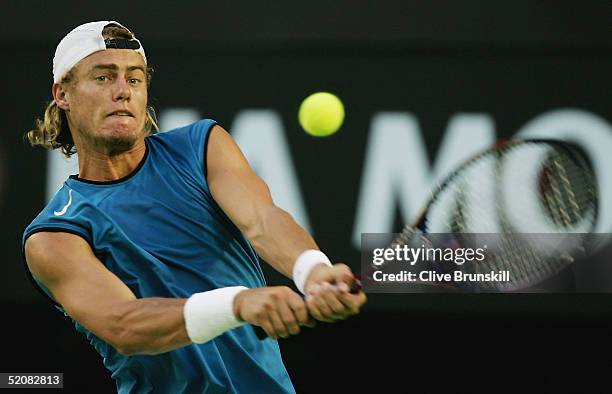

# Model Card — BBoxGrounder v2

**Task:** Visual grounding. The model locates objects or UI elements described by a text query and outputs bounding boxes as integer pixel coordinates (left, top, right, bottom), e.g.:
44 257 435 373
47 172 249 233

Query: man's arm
206 125 366 321
206 125 317 278
25 232 312 354
25 231 189 355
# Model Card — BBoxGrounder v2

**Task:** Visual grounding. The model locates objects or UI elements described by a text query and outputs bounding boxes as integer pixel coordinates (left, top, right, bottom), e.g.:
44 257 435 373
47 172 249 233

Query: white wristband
292 249 332 294
183 286 248 344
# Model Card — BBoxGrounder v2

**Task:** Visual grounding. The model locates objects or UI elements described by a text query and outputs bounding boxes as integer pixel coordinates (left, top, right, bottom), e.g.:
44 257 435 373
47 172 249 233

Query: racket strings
545 151 586 227
553 153 581 224
391 141 598 291
496 144 594 289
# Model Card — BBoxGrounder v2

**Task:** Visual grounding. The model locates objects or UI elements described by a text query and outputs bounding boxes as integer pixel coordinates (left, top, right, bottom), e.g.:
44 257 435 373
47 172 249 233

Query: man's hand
233 286 315 339
304 263 367 322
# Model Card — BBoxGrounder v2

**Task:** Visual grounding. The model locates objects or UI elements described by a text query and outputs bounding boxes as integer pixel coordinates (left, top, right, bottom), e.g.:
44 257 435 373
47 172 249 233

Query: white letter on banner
517 108 612 233
352 113 494 247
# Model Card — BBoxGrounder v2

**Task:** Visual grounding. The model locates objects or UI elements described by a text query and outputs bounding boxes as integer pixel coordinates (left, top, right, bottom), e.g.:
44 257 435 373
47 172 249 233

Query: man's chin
93 133 140 156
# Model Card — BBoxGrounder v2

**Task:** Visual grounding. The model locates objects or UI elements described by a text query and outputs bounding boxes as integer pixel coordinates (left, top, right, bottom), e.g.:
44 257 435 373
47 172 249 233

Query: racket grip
252 277 362 340
253 325 269 340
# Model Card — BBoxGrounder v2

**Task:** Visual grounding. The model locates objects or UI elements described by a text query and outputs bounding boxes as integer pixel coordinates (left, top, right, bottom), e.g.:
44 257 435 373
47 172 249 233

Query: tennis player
22 21 366 393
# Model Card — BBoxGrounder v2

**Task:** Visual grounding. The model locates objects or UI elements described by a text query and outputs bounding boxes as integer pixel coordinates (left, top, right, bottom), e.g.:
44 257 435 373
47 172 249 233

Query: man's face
60 49 148 154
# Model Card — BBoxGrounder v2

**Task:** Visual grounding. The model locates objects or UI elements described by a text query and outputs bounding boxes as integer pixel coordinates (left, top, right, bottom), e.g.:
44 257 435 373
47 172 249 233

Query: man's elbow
244 206 292 245
113 342 138 356
108 326 142 356
114 345 164 357
111 331 164 356
104 304 157 356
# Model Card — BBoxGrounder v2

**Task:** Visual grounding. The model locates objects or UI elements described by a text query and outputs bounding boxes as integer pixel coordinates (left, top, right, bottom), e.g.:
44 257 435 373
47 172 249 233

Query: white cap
53 21 147 83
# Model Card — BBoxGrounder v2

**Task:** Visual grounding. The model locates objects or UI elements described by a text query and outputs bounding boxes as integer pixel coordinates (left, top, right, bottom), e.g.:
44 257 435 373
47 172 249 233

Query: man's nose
112 78 131 102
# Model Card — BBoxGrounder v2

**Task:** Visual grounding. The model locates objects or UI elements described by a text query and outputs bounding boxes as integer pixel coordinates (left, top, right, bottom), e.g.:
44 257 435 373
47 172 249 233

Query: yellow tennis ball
298 92 345 137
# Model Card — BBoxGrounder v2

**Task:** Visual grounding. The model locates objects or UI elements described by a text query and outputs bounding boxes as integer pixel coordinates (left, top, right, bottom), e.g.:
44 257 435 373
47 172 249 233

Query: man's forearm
109 297 190 356
107 287 248 355
246 206 320 278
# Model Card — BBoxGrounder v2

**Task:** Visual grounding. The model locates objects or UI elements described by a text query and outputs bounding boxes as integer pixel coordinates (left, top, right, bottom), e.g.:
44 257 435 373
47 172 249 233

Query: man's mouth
107 110 134 117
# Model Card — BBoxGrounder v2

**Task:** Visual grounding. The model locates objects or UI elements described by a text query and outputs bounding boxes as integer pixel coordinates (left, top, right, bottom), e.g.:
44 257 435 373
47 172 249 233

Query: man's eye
129 78 142 85
95 76 109 82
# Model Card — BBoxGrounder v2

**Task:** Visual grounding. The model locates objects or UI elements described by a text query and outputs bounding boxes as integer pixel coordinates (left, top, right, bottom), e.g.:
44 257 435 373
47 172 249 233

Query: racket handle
253 277 362 340
253 324 270 340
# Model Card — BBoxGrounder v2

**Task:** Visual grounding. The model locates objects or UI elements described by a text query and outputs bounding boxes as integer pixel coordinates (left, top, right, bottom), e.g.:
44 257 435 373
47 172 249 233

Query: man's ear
52 83 70 111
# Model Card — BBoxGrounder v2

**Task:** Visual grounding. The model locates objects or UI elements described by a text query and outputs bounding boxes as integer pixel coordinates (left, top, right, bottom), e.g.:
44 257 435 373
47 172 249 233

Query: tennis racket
363 138 599 292
255 138 598 338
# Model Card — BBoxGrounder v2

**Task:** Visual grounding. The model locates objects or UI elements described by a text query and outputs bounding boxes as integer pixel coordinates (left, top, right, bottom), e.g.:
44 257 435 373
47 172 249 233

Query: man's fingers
318 283 350 318
331 264 354 283
277 298 301 336
306 300 334 323
287 293 313 328
258 317 277 339
337 290 367 315
332 278 367 314
305 287 335 323
307 279 368 321
308 283 334 315
249 281 365 338
306 284 343 322
268 309 290 339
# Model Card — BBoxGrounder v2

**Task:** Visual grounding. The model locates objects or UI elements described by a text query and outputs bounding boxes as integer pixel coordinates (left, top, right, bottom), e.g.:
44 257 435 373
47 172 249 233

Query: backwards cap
53 21 147 83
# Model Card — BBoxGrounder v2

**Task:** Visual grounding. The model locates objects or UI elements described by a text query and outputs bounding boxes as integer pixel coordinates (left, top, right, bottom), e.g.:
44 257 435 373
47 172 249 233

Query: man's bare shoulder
25 231 93 281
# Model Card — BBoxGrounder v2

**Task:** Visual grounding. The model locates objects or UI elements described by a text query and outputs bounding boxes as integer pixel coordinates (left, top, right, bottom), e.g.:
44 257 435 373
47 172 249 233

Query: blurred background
2 1 612 392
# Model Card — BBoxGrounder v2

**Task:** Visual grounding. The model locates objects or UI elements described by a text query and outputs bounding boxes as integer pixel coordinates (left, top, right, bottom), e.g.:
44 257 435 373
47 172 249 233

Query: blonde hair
25 24 159 157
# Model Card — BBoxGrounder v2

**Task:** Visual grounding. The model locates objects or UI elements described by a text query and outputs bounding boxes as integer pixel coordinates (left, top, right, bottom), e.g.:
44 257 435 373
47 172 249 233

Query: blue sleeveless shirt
23 119 295 394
